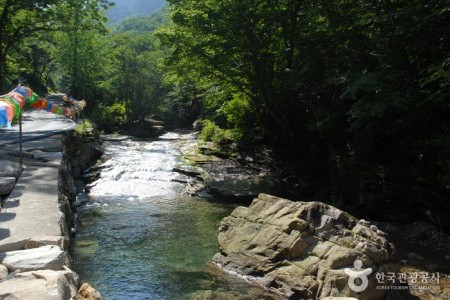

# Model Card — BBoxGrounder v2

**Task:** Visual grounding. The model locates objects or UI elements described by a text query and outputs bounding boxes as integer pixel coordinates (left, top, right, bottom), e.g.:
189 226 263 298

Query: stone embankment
0 127 102 299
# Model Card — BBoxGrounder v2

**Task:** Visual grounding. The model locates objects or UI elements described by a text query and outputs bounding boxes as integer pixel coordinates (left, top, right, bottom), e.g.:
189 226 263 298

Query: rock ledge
211 194 396 299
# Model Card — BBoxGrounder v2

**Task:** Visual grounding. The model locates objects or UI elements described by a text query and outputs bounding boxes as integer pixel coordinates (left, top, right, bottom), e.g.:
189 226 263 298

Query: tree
50 0 112 98
0 0 113 93
159 0 450 215
0 0 56 87
113 17 168 121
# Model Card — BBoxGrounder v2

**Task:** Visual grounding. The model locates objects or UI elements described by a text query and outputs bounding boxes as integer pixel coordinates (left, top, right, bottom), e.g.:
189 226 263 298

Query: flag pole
17 78 23 166
19 107 23 166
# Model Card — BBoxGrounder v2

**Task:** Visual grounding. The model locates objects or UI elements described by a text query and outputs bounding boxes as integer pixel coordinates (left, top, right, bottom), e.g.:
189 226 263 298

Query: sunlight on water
88 138 183 198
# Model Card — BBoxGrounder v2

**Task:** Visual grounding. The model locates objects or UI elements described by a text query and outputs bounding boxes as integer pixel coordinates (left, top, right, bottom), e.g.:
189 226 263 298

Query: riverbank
0 125 102 299
175 136 450 299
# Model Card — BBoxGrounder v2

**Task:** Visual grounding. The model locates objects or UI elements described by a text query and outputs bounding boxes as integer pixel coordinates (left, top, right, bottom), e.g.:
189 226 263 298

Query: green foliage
200 120 235 145
108 14 169 124
1 0 449 204
0 0 113 90
74 119 94 135
159 0 450 198
90 102 127 133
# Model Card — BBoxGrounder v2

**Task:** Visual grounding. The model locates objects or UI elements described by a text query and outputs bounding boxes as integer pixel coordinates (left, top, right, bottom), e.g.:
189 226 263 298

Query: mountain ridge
107 0 166 24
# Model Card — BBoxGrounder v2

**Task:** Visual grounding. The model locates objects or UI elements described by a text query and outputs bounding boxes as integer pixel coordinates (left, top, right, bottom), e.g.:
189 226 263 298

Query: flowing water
71 132 240 299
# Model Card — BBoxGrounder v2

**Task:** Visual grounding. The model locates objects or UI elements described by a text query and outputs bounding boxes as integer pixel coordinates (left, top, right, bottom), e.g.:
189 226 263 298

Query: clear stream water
71 132 240 299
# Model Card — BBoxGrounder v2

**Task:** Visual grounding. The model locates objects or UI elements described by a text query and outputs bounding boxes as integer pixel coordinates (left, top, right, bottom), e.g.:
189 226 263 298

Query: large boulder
0 160 22 178
127 119 165 138
0 264 8 280
211 194 397 299
0 267 79 300
0 177 15 195
0 245 67 272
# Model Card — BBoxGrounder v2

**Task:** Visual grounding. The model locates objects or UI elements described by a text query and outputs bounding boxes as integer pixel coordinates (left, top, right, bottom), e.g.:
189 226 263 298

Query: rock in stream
210 194 397 299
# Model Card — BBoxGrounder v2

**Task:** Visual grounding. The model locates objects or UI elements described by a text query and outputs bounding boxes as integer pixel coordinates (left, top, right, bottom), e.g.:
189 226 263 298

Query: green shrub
200 120 235 144
74 119 94 135
90 102 126 133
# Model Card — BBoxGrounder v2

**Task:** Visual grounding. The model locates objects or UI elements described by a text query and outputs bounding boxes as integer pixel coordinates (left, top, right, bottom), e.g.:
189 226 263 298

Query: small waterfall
72 132 240 299
88 132 192 198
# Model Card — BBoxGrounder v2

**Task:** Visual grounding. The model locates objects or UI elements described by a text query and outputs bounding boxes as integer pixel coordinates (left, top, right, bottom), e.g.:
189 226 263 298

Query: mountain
107 0 166 24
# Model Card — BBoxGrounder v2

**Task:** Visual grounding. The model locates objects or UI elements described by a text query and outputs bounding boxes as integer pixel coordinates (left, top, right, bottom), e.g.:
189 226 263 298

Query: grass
74 120 94 135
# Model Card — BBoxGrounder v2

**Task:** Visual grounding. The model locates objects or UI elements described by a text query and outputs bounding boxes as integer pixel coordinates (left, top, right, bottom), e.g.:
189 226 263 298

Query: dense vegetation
1 0 449 224
157 0 450 223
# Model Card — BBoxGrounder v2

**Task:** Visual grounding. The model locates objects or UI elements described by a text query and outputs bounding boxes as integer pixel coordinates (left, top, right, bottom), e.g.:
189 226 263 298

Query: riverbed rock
210 194 396 299
0 177 16 195
180 142 309 201
0 267 79 300
0 245 67 272
127 119 165 138
0 264 8 280
24 236 65 250
193 119 203 131
0 160 22 178
76 282 102 300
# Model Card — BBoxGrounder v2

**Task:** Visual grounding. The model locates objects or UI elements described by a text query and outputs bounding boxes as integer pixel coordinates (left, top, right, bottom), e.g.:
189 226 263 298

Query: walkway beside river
0 117 99 299
0 135 65 252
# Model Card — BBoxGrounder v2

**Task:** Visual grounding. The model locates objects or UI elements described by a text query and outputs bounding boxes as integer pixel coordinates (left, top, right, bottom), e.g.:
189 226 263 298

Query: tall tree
109 14 168 123
0 0 60 87
0 0 112 90
51 0 112 98
159 0 450 216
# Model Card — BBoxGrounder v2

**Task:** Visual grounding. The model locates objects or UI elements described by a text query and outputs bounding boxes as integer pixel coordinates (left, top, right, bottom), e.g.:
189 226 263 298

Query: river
71 132 240 299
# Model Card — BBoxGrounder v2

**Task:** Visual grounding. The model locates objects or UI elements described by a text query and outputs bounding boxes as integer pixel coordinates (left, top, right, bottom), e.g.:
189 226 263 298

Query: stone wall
58 128 103 243
0 127 103 299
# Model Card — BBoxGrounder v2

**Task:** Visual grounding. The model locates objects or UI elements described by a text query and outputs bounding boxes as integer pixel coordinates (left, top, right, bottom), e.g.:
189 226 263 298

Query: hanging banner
0 86 86 128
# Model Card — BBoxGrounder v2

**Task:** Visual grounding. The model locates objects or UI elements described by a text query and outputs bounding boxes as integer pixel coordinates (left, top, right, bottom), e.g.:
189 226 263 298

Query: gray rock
193 119 203 131
211 194 396 300
0 237 29 253
0 267 78 300
0 264 8 280
0 245 67 272
76 192 89 206
0 177 15 195
24 236 65 250
0 160 22 178
33 151 63 160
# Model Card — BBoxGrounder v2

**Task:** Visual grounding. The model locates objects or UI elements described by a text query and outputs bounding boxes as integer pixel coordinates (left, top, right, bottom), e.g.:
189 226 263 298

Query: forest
1 0 449 227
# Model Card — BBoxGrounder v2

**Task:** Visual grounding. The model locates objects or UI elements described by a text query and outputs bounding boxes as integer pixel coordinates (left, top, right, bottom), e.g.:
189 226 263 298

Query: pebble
359 219 370 226
445 255 449 260
370 225 379 231
376 229 387 237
